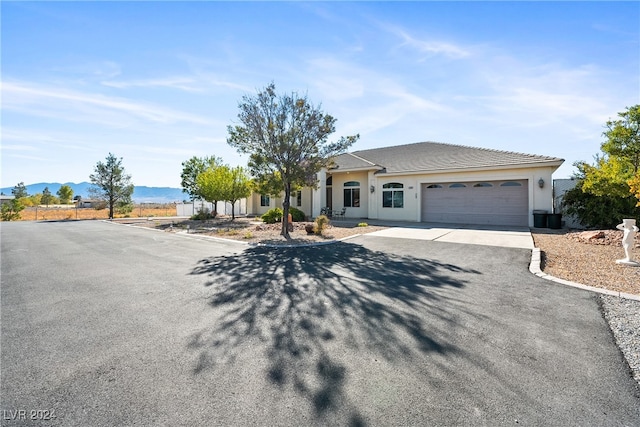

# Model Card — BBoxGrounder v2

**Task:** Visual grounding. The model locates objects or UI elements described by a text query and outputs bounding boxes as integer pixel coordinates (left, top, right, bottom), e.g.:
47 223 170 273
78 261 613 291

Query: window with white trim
260 194 270 207
343 181 360 207
382 183 404 208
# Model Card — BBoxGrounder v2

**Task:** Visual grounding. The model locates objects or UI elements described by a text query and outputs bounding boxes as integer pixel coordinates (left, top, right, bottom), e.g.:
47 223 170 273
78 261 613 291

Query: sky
2 1 639 188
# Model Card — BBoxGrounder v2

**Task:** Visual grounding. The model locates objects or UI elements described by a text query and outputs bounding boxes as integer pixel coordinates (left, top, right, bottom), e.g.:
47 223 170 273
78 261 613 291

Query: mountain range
0 182 187 204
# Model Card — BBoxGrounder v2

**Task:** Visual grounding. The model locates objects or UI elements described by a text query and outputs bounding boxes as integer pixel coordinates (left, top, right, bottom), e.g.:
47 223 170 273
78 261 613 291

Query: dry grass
532 229 640 296
17 206 176 221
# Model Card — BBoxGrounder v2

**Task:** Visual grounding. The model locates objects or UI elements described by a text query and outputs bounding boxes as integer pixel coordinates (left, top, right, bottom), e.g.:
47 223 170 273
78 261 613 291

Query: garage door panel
421 180 528 226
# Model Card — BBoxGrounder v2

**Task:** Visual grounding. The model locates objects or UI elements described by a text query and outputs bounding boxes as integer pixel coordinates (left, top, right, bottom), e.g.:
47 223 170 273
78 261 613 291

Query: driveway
1 221 638 426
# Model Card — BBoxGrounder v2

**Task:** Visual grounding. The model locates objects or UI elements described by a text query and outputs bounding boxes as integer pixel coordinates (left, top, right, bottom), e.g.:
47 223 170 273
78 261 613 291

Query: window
473 182 493 188
343 181 360 207
500 181 522 187
295 191 302 207
426 184 443 189
260 194 270 207
326 176 333 186
449 183 467 188
382 182 404 208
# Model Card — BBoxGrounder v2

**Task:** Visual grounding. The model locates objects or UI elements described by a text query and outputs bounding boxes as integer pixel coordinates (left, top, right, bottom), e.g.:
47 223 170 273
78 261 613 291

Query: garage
421 180 528 226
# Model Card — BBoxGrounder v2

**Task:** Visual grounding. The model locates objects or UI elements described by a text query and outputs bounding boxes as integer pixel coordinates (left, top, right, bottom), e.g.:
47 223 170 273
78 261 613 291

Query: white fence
176 200 247 217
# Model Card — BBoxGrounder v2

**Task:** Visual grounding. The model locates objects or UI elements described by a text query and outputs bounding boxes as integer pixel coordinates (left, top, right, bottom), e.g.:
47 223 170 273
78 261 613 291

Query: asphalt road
1 221 639 426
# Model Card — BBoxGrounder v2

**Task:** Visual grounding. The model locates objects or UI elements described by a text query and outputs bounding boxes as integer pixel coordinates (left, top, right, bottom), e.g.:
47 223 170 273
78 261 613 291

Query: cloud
2 80 214 126
1 128 95 152
101 76 203 92
381 24 471 59
52 60 122 79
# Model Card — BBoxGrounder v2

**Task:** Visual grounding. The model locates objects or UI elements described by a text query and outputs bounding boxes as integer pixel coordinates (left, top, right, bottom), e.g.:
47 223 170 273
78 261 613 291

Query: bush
1 199 24 221
562 185 640 229
314 214 329 235
191 207 215 221
357 222 368 227
262 207 283 224
288 207 305 222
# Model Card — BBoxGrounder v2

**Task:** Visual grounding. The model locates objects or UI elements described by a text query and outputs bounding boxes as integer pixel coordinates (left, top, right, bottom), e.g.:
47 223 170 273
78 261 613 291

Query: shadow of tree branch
188 241 480 424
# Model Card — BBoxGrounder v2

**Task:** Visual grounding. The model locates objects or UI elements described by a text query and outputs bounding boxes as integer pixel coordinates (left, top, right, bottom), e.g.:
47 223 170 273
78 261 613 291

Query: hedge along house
246 141 564 228
313 141 564 227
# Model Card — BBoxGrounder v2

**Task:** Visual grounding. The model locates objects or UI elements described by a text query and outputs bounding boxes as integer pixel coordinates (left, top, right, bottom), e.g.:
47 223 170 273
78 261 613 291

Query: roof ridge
346 152 378 167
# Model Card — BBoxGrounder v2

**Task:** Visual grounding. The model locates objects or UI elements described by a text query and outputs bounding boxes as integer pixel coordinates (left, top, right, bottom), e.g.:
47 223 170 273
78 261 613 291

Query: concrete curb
529 248 640 302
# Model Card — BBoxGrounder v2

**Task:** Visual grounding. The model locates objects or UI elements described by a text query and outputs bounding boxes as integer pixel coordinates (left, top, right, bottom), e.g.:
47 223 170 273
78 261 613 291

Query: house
75 198 102 208
0 195 16 206
247 141 564 228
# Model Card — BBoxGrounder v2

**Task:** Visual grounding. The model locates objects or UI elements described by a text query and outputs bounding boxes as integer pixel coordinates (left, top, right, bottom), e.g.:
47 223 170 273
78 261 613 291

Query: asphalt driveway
1 221 638 426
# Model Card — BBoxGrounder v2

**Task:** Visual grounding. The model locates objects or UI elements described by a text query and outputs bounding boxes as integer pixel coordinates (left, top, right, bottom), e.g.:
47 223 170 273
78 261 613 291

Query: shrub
1 199 24 221
262 207 283 224
357 222 368 227
563 185 640 229
288 207 306 222
314 214 329 235
191 207 214 221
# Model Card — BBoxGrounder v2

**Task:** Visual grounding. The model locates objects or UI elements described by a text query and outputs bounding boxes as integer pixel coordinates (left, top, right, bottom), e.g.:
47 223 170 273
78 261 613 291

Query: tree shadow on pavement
188 241 480 425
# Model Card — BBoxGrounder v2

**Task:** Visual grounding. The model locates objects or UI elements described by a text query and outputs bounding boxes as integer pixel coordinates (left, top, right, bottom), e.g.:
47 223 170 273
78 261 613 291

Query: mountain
0 182 186 204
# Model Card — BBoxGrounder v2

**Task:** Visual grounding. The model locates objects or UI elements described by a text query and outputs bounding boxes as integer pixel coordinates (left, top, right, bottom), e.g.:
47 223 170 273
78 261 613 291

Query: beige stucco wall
247 188 314 219
328 171 370 219
328 165 557 226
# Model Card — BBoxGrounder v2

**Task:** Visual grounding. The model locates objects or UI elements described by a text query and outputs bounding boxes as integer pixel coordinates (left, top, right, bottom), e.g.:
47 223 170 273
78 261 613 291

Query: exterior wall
328 171 370 219
326 165 557 227
247 188 314 219
312 170 327 218
289 187 313 219
247 193 282 216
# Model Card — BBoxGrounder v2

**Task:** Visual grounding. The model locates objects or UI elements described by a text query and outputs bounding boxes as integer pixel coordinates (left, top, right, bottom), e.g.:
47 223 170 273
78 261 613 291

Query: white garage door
421 180 528 226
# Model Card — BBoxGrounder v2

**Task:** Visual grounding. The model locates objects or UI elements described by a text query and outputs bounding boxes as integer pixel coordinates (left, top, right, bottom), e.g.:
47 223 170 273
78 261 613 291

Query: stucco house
247 141 564 228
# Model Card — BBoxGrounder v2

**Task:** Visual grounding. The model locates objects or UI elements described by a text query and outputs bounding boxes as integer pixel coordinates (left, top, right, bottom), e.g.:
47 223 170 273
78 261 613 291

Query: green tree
1 198 24 221
41 187 53 207
89 153 134 219
630 175 640 207
11 182 28 199
602 104 640 174
195 166 224 218
180 156 222 201
578 156 632 199
564 105 640 225
227 82 358 238
57 185 74 204
221 166 252 220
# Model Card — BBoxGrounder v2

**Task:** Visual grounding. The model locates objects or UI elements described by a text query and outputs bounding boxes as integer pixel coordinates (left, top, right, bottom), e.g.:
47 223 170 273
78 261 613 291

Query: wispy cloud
101 76 203 93
381 24 471 59
2 128 95 152
52 60 122 79
2 80 214 126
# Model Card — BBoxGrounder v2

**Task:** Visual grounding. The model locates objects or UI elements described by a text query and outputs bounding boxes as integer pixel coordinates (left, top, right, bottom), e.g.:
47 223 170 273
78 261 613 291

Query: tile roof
331 141 563 174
